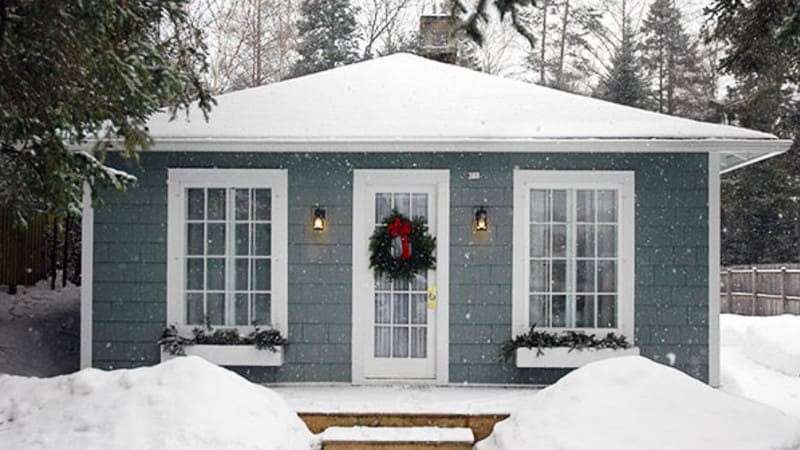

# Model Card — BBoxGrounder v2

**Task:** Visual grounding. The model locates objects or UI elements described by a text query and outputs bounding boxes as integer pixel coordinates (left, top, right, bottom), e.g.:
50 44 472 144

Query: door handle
427 286 438 310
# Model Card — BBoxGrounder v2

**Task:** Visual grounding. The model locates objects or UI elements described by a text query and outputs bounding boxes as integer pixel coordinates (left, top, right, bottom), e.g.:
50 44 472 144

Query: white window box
516 346 640 368
161 345 283 367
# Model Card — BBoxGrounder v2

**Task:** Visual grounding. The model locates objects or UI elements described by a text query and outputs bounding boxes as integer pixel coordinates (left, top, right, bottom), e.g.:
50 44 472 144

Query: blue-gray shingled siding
92 151 709 383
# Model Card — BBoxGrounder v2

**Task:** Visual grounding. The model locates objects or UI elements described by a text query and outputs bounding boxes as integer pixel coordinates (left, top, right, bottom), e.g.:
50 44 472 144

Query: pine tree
596 8 647 108
708 0 800 264
290 0 361 78
640 0 707 118
0 0 211 223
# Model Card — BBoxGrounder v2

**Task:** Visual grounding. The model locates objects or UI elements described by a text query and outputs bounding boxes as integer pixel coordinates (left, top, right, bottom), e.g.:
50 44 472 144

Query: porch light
474 207 488 231
312 207 326 231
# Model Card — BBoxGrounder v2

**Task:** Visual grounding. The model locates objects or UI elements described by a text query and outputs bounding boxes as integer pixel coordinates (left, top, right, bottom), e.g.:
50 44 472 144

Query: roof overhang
77 137 791 174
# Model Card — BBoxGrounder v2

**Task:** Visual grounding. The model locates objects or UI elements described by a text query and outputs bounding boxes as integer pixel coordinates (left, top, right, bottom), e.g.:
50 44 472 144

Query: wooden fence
721 264 800 315
0 212 81 290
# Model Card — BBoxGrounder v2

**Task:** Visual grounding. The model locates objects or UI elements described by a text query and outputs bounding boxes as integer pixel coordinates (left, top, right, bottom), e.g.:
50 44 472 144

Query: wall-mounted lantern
312 207 326 231
474 207 488 231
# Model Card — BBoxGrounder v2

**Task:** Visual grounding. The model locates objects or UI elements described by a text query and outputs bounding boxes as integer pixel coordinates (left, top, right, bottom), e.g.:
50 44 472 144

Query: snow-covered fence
721 265 800 315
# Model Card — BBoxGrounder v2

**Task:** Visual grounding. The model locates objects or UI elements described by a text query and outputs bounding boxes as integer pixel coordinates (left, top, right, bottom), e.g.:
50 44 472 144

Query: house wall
91 151 710 383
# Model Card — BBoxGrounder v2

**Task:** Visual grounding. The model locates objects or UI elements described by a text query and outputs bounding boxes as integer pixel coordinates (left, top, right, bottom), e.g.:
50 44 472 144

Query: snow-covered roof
145 53 789 172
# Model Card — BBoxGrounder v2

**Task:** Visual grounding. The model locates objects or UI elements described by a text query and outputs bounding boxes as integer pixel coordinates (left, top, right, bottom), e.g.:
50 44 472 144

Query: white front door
352 170 450 383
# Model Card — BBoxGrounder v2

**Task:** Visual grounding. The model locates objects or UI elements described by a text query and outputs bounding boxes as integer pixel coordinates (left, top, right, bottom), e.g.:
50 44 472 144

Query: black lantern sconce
312 207 326 231
474 207 488 231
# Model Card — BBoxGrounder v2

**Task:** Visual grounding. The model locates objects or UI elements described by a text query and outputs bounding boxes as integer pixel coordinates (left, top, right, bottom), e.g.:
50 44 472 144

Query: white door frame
352 169 450 384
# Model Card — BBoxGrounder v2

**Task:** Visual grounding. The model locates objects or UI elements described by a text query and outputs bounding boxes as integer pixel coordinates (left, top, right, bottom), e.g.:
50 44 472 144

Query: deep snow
0 279 80 376
720 314 800 419
477 356 800 450
0 356 317 450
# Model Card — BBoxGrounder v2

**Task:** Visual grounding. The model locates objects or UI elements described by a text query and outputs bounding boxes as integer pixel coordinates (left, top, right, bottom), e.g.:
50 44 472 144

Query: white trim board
708 153 721 387
166 169 289 335
80 183 94 369
351 169 450 385
511 170 636 340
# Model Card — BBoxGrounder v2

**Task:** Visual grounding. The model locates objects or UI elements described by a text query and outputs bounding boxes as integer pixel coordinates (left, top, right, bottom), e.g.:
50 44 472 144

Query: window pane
576 260 595 293
186 293 204 325
530 260 550 292
207 223 225 255
255 224 271 256
187 223 204 255
576 295 595 328
597 225 617 257
206 293 225 325
551 295 567 327
530 225 549 257
598 260 617 292
411 193 428 221
411 328 426 358
206 258 225 291
375 327 391 357
253 294 271 325
375 273 392 290
235 224 250 255
235 189 250 220
597 190 617 222
234 293 249 326
235 258 249 291
552 224 567 257
576 224 595 257
207 189 226 220
529 294 548 327
395 193 410 216
375 193 392 222
375 293 391 324
552 260 567 292
411 273 427 291
392 327 409 357
576 190 595 222
186 258 204 290
530 189 549 223
254 189 271 221
552 190 567 222
393 293 409 324
187 189 204 220
411 294 427 324
254 259 271 291
598 295 617 328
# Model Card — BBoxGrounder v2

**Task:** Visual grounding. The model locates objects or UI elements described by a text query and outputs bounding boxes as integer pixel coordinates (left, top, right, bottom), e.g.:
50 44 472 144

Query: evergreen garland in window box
158 324 288 356
500 326 632 361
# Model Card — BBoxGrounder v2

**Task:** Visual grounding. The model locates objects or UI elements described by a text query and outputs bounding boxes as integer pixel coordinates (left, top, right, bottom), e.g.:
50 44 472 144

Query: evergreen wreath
369 210 436 281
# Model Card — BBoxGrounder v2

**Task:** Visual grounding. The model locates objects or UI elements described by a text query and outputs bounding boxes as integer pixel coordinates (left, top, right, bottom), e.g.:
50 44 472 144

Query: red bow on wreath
387 217 412 260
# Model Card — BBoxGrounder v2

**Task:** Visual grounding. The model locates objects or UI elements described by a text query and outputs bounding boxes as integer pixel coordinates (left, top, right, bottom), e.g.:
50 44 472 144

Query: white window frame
166 169 288 336
512 170 635 339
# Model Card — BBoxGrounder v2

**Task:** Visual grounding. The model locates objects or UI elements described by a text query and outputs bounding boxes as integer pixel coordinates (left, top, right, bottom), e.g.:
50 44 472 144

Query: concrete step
299 412 509 442
321 426 474 450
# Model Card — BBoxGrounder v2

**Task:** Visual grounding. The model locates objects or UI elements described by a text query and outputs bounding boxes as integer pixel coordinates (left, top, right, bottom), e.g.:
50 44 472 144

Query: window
167 170 287 333
513 171 634 337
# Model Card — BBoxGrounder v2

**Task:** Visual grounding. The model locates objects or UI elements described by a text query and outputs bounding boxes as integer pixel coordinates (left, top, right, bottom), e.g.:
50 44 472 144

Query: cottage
80 53 789 387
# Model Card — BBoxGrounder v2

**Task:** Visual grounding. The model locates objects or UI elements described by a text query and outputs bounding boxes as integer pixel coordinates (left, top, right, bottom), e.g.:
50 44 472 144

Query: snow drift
477 356 800 450
739 314 800 376
720 314 800 419
0 356 317 450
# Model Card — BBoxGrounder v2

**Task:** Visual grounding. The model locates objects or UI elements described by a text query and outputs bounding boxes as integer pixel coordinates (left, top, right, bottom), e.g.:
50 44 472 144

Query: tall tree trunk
62 216 70 287
254 0 262 86
540 0 549 84
556 0 570 88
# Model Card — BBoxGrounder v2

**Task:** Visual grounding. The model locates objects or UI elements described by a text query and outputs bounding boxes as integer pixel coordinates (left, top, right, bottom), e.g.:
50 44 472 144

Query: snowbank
0 356 317 450
477 356 800 450
720 314 800 419
740 315 800 376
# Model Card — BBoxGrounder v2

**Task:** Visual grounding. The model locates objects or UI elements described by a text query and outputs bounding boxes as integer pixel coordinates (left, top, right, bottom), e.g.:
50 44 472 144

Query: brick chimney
419 11 457 64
